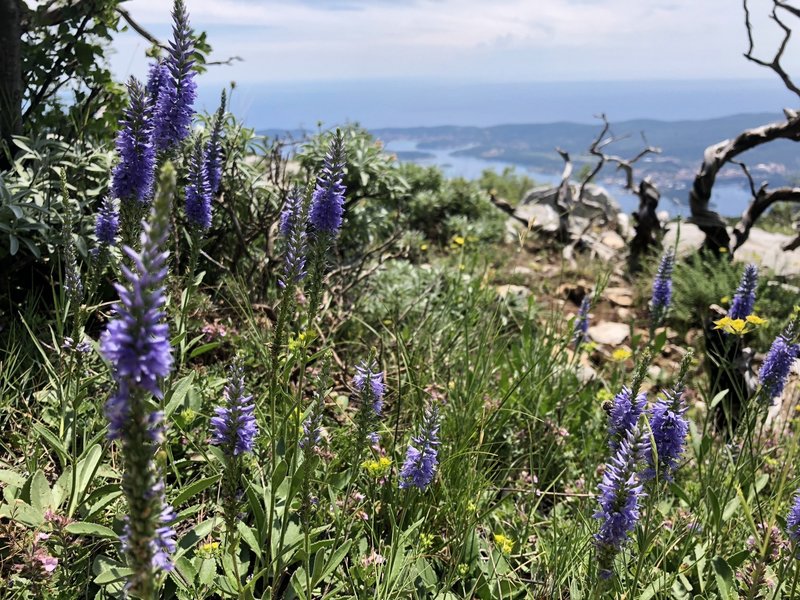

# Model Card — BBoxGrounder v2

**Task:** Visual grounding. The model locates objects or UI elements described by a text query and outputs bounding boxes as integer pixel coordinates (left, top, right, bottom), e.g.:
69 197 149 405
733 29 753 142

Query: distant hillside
372 113 799 186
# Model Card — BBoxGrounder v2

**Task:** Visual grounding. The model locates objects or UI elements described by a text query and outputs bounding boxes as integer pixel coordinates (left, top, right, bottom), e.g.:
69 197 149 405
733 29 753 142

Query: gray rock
588 322 630 345
663 222 800 276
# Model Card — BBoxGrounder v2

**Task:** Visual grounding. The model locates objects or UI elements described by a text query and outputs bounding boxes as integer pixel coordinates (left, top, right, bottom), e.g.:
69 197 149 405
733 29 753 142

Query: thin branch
732 185 800 249
743 0 800 98
115 6 168 51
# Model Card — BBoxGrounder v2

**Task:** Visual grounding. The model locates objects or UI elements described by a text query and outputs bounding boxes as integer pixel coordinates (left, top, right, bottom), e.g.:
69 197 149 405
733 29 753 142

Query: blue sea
382 140 749 218
194 78 783 217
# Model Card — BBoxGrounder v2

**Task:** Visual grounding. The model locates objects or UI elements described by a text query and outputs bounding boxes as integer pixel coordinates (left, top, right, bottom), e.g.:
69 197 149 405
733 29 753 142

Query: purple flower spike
309 131 346 235
729 264 758 320
399 405 440 491
573 296 591 346
594 429 647 579
185 138 212 231
100 202 173 430
607 386 647 451
205 91 226 194
354 361 386 416
210 362 257 456
278 188 308 289
759 331 799 402
95 197 119 248
643 385 688 481
787 491 800 546
650 250 674 328
146 60 170 108
111 78 156 204
99 171 177 593
152 0 197 153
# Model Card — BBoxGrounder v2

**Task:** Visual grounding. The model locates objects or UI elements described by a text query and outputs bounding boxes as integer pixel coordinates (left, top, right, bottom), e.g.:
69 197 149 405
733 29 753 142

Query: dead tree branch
689 0 800 253
733 186 800 249
585 114 663 270
555 148 573 242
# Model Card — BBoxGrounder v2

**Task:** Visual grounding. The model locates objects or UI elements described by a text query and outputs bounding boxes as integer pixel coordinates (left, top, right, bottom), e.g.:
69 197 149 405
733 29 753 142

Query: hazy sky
110 0 796 85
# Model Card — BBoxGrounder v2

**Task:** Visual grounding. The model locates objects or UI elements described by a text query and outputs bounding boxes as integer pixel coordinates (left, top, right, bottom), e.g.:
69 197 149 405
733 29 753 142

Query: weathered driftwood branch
689 109 800 252
555 148 573 242
733 186 800 249
689 0 800 253
585 114 663 269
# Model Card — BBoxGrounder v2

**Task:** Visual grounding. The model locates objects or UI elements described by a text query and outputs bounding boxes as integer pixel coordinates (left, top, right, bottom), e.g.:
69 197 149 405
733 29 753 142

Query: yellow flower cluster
493 533 514 555
612 348 632 362
197 541 220 558
361 456 392 478
713 314 767 336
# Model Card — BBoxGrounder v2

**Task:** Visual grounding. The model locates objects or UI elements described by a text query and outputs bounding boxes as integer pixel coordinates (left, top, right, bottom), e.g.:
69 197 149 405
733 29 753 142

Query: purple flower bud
354 361 386 416
278 188 307 289
151 0 197 153
729 264 758 321
399 405 440 490
594 429 647 579
309 131 346 235
650 250 674 328
759 331 799 402
205 91 226 194
111 79 156 204
95 197 119 248
787 491 800 546
607 386 646 451
573 296 591 346
210 362 257 455
185 138 212 231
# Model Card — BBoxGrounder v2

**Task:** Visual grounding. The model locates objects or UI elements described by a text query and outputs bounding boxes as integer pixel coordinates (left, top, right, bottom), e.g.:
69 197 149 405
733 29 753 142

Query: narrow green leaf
172 474 221 508
65 521 118 539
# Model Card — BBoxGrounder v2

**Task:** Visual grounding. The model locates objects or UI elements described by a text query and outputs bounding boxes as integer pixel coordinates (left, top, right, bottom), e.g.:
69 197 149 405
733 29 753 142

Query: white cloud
110 0 791 83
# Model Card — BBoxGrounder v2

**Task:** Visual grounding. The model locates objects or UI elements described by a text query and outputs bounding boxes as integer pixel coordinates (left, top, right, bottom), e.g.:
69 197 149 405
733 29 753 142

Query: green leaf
27 470 52 512
237 521 262 559
165 372 195 417
172 474 221 508
711 556 736 600
313 539 352 586
71 444 103 516
189 342 221 359
198 557 217 587
722 496 740 522
0 469 25 490
709 389 729 409
65 521 118 539
32 423 69 469
0 500 43 526
639 570 671 600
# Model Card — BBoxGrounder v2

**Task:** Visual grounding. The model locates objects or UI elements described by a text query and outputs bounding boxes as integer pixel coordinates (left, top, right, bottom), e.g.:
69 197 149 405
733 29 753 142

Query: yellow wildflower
745 314 767 326
612 348 632 362
288 331 309 352
493 534 514 555
452 235 466 246
420 243 428 251
198 541 220 557
362 456 392 478
714 316 748 335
